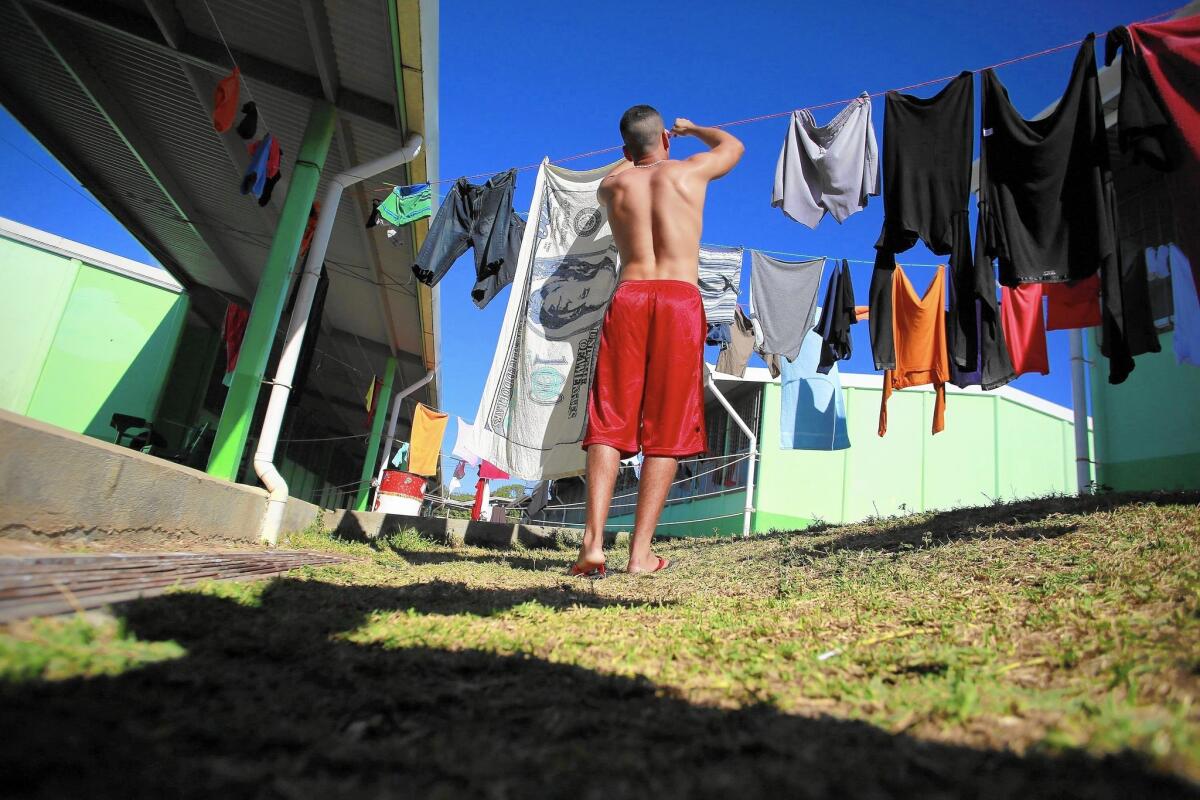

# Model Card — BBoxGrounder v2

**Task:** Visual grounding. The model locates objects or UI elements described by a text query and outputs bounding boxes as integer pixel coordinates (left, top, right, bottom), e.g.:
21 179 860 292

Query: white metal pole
1068 328 1092 495
705 367 757 538
253 134 424 545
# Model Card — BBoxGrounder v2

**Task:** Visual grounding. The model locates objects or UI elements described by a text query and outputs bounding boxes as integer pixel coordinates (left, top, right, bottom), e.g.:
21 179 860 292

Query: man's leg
574 443 620 569
627 455 676 572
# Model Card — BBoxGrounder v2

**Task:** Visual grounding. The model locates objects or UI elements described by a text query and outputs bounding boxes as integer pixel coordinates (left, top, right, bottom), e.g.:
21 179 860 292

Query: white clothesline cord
539 453 753 511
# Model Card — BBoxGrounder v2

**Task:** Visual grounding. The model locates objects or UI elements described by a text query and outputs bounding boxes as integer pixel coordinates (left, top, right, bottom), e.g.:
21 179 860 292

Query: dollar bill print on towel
472 159 625 479
698 243 744 325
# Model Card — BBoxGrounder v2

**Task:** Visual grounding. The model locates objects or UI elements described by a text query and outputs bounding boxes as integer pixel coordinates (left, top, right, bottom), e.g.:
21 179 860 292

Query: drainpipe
254 134 424 545
374 368 438 502
1068 328 1092 495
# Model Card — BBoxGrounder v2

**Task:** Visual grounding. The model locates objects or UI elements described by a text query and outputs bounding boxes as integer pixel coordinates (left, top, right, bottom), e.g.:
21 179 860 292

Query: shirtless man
570 105 743 577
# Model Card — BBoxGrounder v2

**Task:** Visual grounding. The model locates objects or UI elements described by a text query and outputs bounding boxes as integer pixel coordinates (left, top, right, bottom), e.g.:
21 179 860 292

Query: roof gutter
254 133 424 546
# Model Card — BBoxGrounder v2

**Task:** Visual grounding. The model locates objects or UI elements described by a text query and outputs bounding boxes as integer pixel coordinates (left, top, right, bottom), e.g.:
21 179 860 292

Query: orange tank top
878 265 950 436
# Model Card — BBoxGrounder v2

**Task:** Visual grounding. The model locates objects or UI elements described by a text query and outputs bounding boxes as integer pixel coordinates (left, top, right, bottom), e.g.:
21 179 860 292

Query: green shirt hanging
379 184 432 226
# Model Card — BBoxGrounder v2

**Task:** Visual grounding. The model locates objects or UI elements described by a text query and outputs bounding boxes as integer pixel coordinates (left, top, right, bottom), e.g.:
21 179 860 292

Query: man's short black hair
619 105 664 158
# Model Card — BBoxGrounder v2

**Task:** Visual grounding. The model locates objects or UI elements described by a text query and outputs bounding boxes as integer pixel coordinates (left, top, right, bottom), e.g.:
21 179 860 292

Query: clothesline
362 6 1180 195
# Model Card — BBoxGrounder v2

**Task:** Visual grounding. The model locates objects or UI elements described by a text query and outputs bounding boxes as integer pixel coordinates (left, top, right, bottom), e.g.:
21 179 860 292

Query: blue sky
0 0 1175 479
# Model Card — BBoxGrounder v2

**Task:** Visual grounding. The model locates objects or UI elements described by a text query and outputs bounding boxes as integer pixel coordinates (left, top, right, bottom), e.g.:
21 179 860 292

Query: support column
207 102 337 479
355 356 397 511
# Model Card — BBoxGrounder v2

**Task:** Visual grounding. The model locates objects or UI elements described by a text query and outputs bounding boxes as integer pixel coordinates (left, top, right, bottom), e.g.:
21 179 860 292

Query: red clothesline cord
368 5 1182 193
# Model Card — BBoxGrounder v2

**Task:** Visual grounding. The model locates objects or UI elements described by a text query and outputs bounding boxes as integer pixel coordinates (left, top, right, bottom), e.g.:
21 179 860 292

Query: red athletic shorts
582 279 707 459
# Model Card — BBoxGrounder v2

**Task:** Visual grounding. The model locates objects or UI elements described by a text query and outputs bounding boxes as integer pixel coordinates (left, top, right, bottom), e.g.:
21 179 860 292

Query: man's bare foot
569 548 605 576
626 553 670 574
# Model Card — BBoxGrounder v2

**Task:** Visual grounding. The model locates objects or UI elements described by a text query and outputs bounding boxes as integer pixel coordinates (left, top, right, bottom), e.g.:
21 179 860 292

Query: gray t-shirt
749 251 824 363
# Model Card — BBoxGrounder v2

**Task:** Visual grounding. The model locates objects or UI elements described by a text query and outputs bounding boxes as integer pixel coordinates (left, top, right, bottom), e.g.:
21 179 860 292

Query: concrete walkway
0 551 345 622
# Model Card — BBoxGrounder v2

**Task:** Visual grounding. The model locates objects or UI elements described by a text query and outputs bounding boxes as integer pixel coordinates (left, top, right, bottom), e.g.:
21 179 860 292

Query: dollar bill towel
698 244 744 325
472 159 624 479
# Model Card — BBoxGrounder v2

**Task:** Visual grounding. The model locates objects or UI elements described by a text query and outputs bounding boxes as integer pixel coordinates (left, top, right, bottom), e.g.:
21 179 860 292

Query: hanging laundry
390 441 410 469
452 460 467 480
241 133 278 199
222 302 249 377
472 159 623 479
772 92 878 228
413 169 522 305
489 504 507 524
1106 19 1200 309
364 377 384 429
1158 245 1200 366
299 203 320 261
1044 275 1102 330
749 251 823 362
258 146 283 207
977 36 1155 384
408 402 449 476
872 72 979 381
379 183 433 226
879 266 949 437
236 101 258 140
815 259 857 373
1145 245 1176 328
211 67 240 133
1000 283 1050 378
705 323 732 348
470 213 525 309
451 416 481 466
470 477 488 521
479 460 509 480
716 306 755 378
697 243 743 325
448 475 463 494
780 327 850 451
365 199 382 229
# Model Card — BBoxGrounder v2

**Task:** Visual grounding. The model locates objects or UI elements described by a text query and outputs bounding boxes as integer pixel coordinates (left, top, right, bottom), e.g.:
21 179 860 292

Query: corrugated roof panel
177 0 319 79
325 0 397 105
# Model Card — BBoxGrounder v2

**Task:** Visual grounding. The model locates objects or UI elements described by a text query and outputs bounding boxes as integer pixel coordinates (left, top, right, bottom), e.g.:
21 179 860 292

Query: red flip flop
632 556 671 575
567 561 607 580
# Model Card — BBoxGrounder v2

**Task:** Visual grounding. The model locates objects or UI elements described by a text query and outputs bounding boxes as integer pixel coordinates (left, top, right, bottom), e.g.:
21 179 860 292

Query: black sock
236 101 258 139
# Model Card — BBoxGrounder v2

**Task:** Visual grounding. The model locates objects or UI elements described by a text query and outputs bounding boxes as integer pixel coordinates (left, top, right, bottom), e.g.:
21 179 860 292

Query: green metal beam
355 356 397 510
207 101 337 480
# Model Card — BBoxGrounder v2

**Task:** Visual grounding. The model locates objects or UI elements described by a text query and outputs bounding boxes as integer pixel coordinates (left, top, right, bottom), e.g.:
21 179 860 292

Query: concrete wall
1089 331 1200 491
0 409 267 547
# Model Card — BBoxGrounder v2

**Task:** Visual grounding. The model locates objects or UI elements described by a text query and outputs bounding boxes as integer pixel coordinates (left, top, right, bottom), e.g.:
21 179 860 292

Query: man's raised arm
673 118 744 180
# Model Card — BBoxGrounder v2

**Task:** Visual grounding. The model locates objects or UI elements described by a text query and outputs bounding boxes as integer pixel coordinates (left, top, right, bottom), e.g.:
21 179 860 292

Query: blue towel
780 327 850 451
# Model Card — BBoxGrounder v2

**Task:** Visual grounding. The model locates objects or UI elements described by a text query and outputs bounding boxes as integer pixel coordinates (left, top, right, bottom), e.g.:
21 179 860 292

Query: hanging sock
241 133 275 198
379 183 433 226
1000 283 1050 378
390 442 410 469
212 67 240 133
236 101 258 140
365 199 382 228
470 478 488 521
299 202 320 260
452 460 467 480
258 147 282 206
222 302 249 377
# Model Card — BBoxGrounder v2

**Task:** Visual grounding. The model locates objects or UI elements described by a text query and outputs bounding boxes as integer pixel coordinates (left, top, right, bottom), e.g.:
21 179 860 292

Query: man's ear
662 130 670 151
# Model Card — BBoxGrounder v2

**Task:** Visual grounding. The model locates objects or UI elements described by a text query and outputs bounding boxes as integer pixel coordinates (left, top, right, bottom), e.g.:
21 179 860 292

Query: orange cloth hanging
879 265 949 436
212 67 240 133
408 402 449 476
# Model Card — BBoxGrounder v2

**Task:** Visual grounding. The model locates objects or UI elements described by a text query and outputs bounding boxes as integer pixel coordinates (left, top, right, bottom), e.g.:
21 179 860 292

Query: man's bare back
598 118 744 285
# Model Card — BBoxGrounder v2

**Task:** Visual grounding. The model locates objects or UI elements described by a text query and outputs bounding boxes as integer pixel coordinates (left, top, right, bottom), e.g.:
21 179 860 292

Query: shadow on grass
1 578 1196 799
786 490 1200 557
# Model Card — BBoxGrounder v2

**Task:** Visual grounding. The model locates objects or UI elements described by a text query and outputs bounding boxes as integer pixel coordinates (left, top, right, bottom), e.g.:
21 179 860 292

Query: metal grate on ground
0 551 346 622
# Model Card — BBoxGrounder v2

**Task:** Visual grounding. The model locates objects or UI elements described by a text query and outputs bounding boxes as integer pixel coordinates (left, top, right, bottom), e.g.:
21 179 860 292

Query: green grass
2 491 1198 797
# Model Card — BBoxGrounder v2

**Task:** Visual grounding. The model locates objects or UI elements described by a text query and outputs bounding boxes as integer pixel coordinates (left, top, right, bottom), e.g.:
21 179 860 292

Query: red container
379 470 426 498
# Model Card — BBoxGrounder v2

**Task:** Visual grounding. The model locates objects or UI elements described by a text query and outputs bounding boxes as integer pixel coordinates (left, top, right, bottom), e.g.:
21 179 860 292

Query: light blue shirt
1167 245 1199 367
780 327 850 451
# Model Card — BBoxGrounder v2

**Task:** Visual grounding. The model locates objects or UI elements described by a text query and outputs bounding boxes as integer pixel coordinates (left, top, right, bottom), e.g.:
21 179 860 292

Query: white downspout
373 368 438 505
705 366 758 538
254 134 424 545
1068 328 1092 495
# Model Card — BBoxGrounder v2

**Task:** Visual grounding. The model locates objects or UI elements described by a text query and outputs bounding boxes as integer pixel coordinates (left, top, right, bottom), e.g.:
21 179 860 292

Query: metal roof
0 0 440 434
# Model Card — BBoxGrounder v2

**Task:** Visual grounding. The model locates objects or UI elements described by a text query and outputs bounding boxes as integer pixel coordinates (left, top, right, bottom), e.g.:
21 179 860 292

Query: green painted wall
0 234 186 442
1089 330 1200 491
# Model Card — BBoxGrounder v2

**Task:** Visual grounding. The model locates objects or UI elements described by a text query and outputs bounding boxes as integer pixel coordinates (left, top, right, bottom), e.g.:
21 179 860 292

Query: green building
589 367 1085 537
